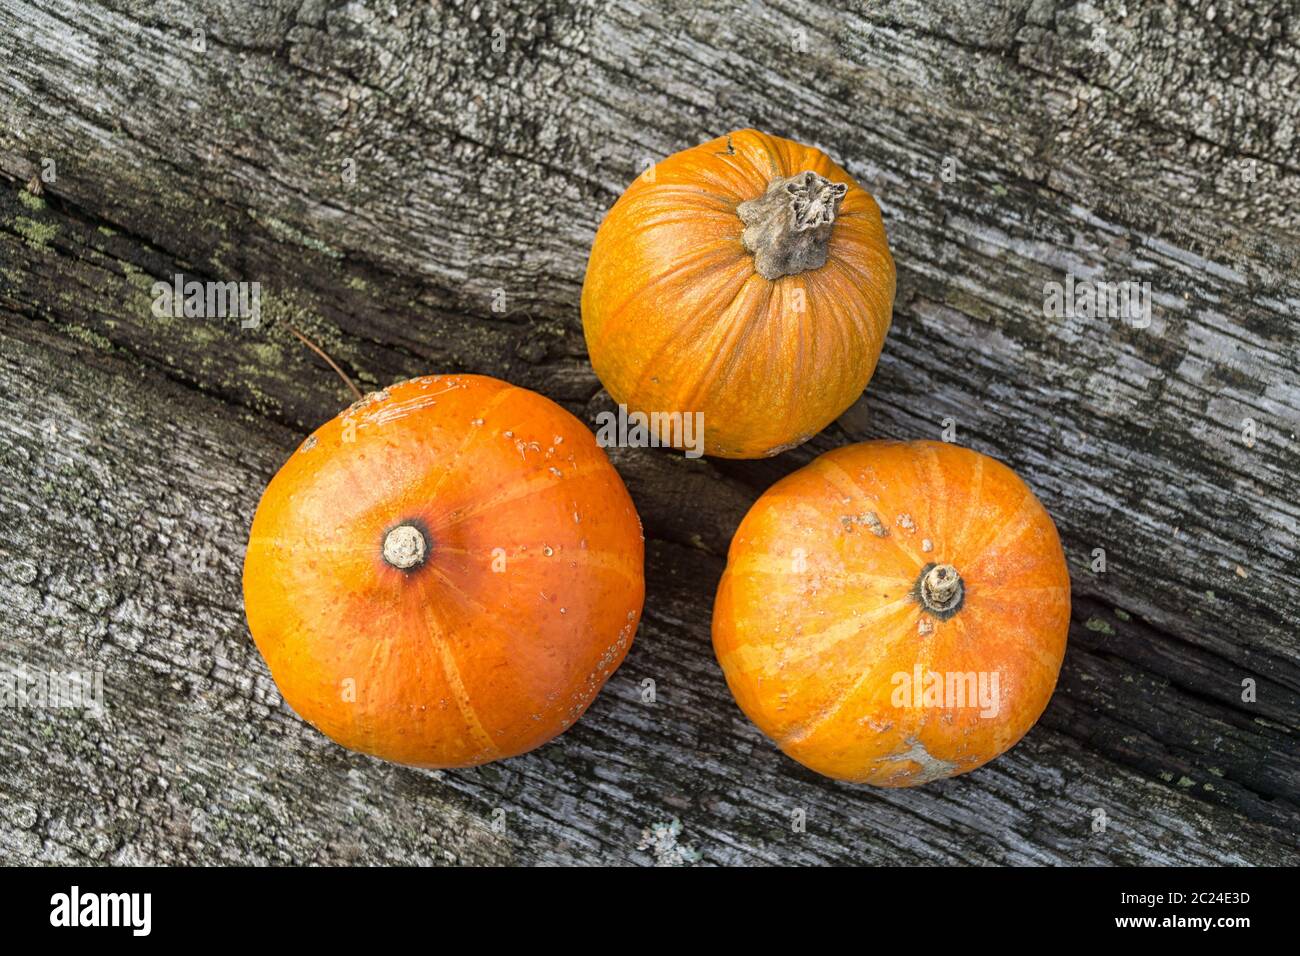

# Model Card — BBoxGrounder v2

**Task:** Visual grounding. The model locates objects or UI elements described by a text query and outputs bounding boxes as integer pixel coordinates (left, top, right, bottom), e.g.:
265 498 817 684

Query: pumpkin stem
737 171 848 280
916 563 964 620
382 524 427 570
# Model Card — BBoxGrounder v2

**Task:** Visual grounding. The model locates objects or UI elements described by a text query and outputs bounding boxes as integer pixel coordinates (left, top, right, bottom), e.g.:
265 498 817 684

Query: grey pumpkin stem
915 563 964 621
382 524 427 570
737 171 849 280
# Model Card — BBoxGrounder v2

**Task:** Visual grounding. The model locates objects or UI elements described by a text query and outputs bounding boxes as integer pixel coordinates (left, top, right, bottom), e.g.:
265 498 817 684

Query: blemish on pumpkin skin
762 436 811 457
883 737 961 785
348 389 389 414
840 511 889 536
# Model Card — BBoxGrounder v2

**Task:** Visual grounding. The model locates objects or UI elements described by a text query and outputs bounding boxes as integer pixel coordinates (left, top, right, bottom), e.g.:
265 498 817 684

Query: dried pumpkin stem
737 170 848 280
382 524 427 570
916 563 964 620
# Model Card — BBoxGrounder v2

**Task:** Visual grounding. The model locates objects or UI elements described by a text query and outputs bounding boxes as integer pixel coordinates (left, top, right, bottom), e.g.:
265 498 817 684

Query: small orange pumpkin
712 440 1070 785
582 128 895 459
243 375 644 768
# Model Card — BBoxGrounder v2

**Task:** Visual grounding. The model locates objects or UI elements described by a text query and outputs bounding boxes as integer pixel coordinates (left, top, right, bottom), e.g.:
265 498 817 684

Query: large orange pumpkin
581 128 895 459
243 375 645 768
712 440 1070 786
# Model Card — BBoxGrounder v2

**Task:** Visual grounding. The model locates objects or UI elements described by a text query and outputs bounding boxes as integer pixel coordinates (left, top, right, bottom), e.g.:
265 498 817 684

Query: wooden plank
1 0 1297 864
2 299 1295 865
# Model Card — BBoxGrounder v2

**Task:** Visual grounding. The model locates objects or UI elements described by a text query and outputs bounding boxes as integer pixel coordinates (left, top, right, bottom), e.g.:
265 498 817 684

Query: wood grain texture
1 0 1297 865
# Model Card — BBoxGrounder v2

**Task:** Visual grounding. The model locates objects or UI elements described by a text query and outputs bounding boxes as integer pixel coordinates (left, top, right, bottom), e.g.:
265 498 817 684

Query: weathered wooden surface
1 0 1297 865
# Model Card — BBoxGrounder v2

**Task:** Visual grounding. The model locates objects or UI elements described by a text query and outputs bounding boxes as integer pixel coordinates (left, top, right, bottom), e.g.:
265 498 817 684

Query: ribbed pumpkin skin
713 441 1070 785
581 128 895 459
243 375 645 769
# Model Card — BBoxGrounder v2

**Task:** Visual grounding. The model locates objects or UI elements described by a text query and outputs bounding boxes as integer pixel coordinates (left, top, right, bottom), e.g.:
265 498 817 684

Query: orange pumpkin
242 375 645 768
581 128 895 459
712 440 1070 785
